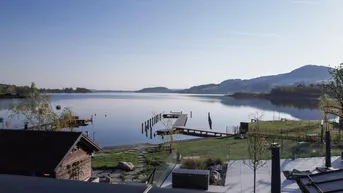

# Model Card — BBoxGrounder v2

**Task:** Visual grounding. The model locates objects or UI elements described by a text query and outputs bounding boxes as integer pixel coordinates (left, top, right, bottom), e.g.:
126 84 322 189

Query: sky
0 0 343 90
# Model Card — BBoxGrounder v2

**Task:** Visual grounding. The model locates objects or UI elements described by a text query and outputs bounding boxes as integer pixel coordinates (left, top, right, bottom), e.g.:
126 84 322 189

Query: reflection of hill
190 95 321 120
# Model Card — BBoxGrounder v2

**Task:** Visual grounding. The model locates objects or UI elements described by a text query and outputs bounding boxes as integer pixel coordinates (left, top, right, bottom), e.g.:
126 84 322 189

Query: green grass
144 151 167 167
249 120 343 141
249 120 325 135
176 137 343 161
92 150 138 170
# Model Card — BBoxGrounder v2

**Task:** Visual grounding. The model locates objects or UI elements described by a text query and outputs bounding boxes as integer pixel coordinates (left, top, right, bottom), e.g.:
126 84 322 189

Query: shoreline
102 137 208 150
226 93 320 101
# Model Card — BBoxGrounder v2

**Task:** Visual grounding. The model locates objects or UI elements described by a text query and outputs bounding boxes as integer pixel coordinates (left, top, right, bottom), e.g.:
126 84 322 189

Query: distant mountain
138 65 332 94
136 87 174 93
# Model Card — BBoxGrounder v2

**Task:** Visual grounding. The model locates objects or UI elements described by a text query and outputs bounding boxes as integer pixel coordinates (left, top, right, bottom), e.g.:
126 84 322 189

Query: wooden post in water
190 111 192 118
142 123 144 134
150 126 153 139
159 113 162 120
145 125 148 137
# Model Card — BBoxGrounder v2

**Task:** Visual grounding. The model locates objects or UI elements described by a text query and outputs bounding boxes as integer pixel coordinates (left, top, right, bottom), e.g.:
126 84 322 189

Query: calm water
0 93 322 147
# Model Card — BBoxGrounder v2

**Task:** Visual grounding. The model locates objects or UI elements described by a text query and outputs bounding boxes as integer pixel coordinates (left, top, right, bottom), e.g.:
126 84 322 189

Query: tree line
0 84 92 96
269 84 324 99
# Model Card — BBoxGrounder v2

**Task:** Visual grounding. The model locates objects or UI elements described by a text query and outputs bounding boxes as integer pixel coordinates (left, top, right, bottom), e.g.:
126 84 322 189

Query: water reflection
188 95 322 120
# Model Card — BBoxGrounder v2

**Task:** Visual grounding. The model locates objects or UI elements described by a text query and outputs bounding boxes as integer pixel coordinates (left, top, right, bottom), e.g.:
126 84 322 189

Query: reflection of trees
268 98 318 110
189 95 321 120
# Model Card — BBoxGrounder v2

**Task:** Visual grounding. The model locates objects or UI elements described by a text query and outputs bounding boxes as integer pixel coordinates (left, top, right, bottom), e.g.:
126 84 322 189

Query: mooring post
150 126 153 139
190 111 192 118
145 126 148 137
142 123 144 134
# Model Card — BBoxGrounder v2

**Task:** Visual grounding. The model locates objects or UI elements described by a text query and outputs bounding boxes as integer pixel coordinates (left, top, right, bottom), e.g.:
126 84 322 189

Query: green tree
9 82 75 130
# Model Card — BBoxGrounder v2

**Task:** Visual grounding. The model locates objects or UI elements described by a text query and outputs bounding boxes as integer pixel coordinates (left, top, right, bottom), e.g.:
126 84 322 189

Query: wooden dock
173 114 188 127
157 113 233 137
157 126 233 137
163 113 181 119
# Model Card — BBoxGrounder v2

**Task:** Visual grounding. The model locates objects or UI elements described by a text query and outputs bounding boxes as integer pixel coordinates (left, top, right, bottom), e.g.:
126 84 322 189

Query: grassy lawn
249 120 325 135
92 150 138 170
176 137 343 161
248 120 343 140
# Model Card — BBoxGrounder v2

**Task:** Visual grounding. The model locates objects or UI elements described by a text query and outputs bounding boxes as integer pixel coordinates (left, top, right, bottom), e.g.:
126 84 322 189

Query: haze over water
0 93 321 147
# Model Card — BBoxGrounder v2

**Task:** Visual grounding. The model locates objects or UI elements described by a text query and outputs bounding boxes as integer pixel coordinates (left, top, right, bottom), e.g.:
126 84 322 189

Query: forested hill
138 65 331 94
0 84 92 96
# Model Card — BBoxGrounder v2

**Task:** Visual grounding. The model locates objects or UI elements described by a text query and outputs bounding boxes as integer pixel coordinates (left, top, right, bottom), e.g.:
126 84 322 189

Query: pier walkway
157 113 234 137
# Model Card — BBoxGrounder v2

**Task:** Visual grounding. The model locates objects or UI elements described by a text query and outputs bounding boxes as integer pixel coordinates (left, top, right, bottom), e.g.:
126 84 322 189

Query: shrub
214 158 223 165
181 159 207 170
181 157 224 170
205 158 223 166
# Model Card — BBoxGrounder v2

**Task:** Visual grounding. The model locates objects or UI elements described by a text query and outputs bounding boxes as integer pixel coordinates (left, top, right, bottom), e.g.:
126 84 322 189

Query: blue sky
0 0 342 90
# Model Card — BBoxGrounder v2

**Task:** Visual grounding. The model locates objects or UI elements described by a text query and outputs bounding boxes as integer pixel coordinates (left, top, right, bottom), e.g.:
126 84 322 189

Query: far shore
226 92 320 100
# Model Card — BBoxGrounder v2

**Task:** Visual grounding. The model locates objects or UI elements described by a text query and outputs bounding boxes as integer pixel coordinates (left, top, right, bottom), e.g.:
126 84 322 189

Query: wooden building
0 129 101 181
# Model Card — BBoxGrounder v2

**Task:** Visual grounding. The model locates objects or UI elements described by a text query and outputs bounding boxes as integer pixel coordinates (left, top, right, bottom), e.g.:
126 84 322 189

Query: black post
150 126 152 139
321 126 324 143
24 122 28 130
142 123 144 134
271 143 281 193
325 130 331 168
145 126 148 137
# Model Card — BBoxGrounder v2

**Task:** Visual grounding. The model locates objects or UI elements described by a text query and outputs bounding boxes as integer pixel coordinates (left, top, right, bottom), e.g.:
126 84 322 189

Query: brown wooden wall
55 147 92 181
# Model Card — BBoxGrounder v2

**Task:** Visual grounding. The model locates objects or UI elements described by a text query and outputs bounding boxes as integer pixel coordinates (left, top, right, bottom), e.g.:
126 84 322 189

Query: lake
0 93 322 147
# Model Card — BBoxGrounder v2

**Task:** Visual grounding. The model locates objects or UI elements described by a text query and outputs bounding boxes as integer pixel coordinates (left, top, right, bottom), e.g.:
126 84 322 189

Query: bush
204 158 223 166
181 157 224 170
181 159 207 170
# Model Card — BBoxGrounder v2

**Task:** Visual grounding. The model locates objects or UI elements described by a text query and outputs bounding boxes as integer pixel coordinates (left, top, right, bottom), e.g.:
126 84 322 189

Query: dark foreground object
0 174 202 193
172 169 209 190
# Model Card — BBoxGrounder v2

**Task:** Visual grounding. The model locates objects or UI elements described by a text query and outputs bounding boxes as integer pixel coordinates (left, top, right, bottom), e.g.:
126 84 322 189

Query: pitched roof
0 129 100 173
